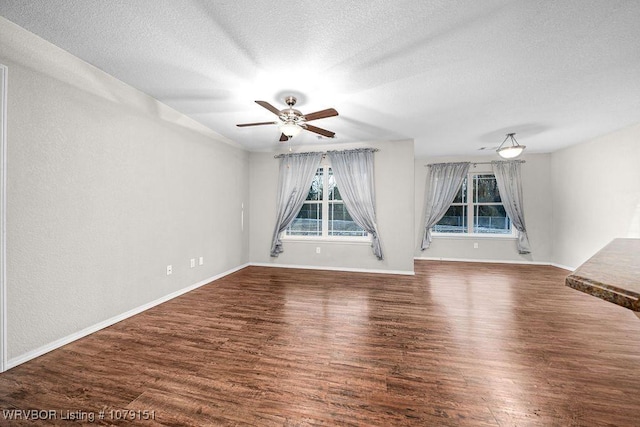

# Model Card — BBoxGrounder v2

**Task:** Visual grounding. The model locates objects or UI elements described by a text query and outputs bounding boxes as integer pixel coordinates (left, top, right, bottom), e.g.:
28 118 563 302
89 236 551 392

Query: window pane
452 178 467 204
287 203 322 236
474 174 501 203
306 168 323 201
331 184 342 201
328 202 366 236
433 205 467 233
474 205 511 234
328 169 341 201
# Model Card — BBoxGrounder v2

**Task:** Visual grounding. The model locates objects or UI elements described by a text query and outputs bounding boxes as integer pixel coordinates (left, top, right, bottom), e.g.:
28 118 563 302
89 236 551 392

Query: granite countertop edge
566 274 640 312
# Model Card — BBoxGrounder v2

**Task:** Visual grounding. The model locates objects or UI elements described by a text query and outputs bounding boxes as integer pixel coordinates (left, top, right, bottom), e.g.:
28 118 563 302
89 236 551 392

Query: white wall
551 123 640 269
414 153 553 264
1 17 250 362
249 139 415 274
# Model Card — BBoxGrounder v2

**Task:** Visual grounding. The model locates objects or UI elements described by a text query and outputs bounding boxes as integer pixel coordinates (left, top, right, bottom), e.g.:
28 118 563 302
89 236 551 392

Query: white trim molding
431 234 517 240
414 256 575 271
550 263 575 272
0 64 7 373
6 263 249 371
416 256 549 266
250 262 415 276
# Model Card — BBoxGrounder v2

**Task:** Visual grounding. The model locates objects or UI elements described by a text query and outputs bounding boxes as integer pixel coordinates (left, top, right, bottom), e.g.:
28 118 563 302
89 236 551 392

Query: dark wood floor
1 261 639 426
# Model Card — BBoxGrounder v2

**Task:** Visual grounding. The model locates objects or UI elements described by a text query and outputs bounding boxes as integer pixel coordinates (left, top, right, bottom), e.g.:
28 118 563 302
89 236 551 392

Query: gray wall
551 123 640 269
249 140 415 274
1 18 249 361
414 153 553 264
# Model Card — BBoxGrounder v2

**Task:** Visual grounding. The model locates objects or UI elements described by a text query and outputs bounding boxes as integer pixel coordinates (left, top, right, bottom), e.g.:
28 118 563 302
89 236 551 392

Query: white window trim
282 160 370 243
283 236 372 245
431 170 517 239
432 233 517 240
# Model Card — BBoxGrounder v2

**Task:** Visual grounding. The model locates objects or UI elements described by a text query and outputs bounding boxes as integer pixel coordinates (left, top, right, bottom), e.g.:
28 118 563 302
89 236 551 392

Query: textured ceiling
1 0 640 157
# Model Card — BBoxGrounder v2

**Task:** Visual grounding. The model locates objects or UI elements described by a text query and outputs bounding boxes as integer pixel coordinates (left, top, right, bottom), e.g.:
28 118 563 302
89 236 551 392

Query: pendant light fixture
496 133 526 159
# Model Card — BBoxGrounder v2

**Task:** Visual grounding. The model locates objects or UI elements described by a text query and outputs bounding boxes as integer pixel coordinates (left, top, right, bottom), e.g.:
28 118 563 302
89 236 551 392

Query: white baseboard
249 262 415 276
6 263 250 370
414 256 551 265
550 263 576 272
414 257 576 272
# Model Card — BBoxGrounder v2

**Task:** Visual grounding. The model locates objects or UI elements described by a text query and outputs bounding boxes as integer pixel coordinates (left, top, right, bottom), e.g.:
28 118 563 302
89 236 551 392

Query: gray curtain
492 161 531 254
328 149 384 260
421 162 470 250
270 152 323 257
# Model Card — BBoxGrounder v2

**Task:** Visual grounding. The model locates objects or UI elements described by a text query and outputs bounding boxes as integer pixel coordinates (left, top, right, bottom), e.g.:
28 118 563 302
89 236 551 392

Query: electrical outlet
473 242 479 249
190 258 195 268
199 256 204 266
316 247 321 254
166 265 172 275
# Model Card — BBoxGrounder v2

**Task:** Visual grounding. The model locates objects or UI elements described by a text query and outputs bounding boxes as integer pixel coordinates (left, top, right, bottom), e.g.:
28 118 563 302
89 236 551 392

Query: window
285 166 367 239
433 173 513 235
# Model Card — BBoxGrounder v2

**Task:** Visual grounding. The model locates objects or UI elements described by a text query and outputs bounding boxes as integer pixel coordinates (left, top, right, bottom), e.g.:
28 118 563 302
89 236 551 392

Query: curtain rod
274 148 379 159
425 160 526 167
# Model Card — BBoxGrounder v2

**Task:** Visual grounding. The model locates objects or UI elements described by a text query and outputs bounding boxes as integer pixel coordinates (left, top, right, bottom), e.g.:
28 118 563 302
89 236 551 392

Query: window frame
431 169 517 239
282 159 370 243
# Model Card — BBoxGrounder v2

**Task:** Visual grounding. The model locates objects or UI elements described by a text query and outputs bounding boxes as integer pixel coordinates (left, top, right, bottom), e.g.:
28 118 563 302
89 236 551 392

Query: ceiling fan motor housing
280 109 305 124
280 97 305 125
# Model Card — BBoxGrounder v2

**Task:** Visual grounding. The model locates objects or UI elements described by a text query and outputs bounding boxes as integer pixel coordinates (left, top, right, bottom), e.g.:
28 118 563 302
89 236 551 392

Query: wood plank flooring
1 261 640 426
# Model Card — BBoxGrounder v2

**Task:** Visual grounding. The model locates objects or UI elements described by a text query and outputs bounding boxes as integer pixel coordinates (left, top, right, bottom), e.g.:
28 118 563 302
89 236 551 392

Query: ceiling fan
236 96 338 141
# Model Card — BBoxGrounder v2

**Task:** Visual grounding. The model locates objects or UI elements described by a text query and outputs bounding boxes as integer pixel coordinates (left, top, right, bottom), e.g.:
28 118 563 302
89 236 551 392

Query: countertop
565 238 640 313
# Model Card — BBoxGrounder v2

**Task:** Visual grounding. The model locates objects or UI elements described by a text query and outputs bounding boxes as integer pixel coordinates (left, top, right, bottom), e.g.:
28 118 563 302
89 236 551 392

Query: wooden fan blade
303 108 338 122
236 121 277 127
305 124 335 138
255 100 282 116
279 133 289 142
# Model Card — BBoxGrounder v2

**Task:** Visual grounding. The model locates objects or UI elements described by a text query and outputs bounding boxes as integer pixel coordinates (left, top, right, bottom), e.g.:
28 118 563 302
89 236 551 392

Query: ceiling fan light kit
496 133 526 159
237 95 338 142
279 121 302 138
